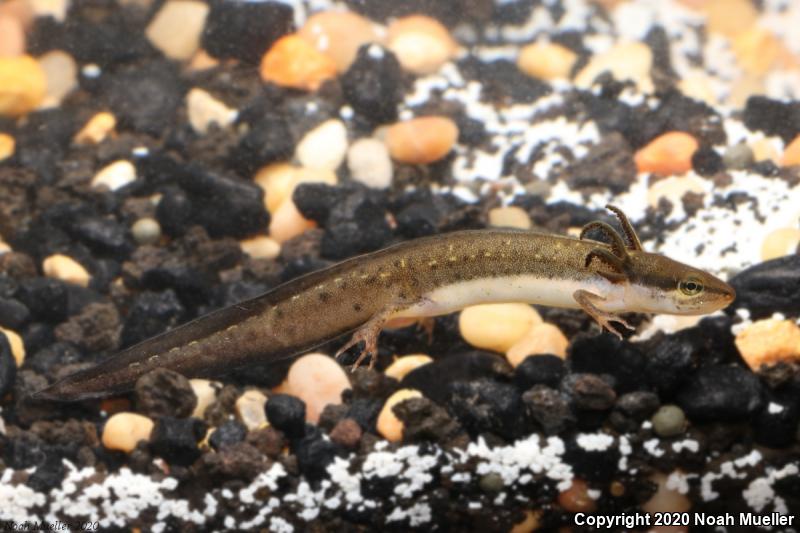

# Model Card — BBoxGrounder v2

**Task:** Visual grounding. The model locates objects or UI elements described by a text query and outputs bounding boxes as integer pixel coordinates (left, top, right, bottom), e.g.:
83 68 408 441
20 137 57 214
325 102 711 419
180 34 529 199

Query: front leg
573 289 634 339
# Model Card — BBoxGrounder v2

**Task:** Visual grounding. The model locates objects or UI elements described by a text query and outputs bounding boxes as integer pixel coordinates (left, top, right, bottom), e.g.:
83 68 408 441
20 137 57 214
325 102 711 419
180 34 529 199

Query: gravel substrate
2 0 800 532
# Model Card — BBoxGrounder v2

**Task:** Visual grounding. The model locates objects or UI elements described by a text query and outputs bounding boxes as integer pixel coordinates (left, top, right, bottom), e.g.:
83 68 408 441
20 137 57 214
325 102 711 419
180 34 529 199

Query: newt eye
679 277 704 296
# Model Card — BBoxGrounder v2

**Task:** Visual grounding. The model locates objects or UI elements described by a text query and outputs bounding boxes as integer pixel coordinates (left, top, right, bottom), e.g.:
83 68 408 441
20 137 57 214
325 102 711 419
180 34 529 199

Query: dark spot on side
275 308 284 319
319 291 332 302
353 303 362 312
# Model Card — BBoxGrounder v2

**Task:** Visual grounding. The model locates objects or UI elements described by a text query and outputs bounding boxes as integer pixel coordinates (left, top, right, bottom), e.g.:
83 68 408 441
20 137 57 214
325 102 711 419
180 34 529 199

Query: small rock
246 426 285 458
742 95 800 143
635 131 699 176
735 318 800 371
73 216 131 256
131 217 162 246
240 235 281 260
201 441 264 480
91 160 137 191
16 278 67 323
208 420 247 450
522 384 574 434
392 396 462 443
74 112 116 145
102 63 182 135
201 0 293 64
783 134 800 167
610 391 660 432
135 368 197 418
651 405 687 437
295 119 348 170
150 416 207 466
761 228 800 261
564 374 616 411
675 365 763 422
506 322 568 366
384 354 433 381
146 0 209 61
190 379 219 419
517 41 577 80
259 34 337 91
728 255 800 318
231 117 294 177
53 301 119 353
235 389 268 431
387 15 457 75
294 427 337 481
42 254 90 288
186 88 237 135
575 42 653 92
341 44 403 123
753 396 799 448
102 412 154 453
459 303 542 353
376 388 422 442
558 479 597 513
0 333 16 396
479 472 505 493
641 472 690 514
0 326 25 366
646 174 706 210
448 379 523 439
279 354 350 423
120 290 185 348
0 13 24 57
0 55 46 117
386 116 458 164
0 297 28 330
691 146 723 176
38 50 77 107
514 354 565 390
347 138 393 189
722 142 754 170
298 10 385 72
328 418 362 449
570 333 647 393
488 206 532 229
265 393 306 439
0 133 14 161
255 164 337 214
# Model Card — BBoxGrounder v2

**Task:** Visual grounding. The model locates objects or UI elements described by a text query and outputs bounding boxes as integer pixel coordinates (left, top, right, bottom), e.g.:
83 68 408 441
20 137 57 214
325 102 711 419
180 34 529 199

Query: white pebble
38 50 77 107
91 160 136 191
190 379 220 419
0 240 10 255
236 389 268 431
347 138 393 189
240 235 281 260
145 0 209 60
295 119 348 170
186 87 237 134
43 254 90 287
131 217 161 245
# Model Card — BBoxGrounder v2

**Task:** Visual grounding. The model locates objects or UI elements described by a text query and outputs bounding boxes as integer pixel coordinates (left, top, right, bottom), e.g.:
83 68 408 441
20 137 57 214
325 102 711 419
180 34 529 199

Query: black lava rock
753 393 800 449
266 394 307 439
564 132 637 193
345 398 383 431
609 391 660 433
229 116 294 177
71 216 132 256
27 452 65 492
0 334 16 397
25 342 83 377
135 369 197 418
514 355 565 390
209 420 248 450
342 44 403 123
643 329 698 395
16 278 68 323
447 379 523 439
458 57 551 104
564 434 621 483
569 334 645 393
743 96 800 143
201 442 265 481
676 365 764 422
392 397 462 442
155 186 194 236
727 255 800 319
402 351 513 405
202 0 294 64
521 385 574 435
120 290 185 348
294 427 338 481
0 297 30 329
563 373 616 410
150 417 207 467
691 146 723 176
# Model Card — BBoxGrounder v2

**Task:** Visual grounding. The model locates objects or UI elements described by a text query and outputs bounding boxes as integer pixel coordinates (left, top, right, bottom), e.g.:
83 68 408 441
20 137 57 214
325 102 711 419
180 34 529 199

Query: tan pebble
646 175 706 209
102 412 154 453
281 353 350 423
43 254 90 287
377 388 422 442
517 41 577 80
74 112 116 145
0 132 15 161
260 34 337 91
0 240 10 254
255 163 300 213
0 326 25 366
298 10 386 72
557 478 597 513
678 70 717 106
727 73 765 109
190 379 219 419
704 0 757 38
145 0 209 61
240 236 281 260
347 138 393 189
188 49 219 71
459 303 542 353
506 323 568 367
635 132 699 176
782 134 800 167
269 198 316 244
575 42 653 93
642 472 691 514
388 15 457 75
296 119 348 170
28 0 66 22
0 55 47 117
386 116 458 164
761 228 800 261
510 510 543 533
186 87 237 134
0 14 25 57
236 389 268 431
384 354 433 380
751 137 781 164
488 206 532 229
91 160 137 191
38 50 77 107
732 26 782 77
735 318 800 371
0 0 34 27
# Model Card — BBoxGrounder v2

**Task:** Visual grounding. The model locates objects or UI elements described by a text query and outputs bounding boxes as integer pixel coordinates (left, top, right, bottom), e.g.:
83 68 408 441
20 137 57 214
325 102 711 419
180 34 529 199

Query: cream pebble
386 116 458 164
259 34 337 91
186 87 237 134
761 228 800 261
296 119 348 170
647 175 706 210
377 388 422 442
347 138 393 189
269 198 316 244
735 318 800 371
0 326 25 366
255 163 301 214
0 132 14 161
145 0 209 61
384 354 433 380
190 379 219 419
387 15 457 75
782 134 800 167
38 49 77 107
91 160 137 191
0 240 10 254
506 323 568 367
298 10 386 72
488 206 532 229
240 235 281 260
102 412 155 453
459 303 542 353
236 389 268 431
74 112 116 145
575 42 653 92
642 472 691 516
557 478 596 513
517 41 577 80
0 54 47 117
280 353 350 423
131 217 162 245
635 132 699 176
43 254 90 287
28 0 68 22
0 14 25 57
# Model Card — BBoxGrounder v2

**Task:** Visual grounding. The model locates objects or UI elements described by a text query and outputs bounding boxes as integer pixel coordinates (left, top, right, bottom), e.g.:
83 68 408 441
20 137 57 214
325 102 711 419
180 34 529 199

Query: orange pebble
298 10 385 72
634 132 699 176
0 14 25 57
260 34 337 91
386 116 458 164
558 479 597 513
782 134 800 167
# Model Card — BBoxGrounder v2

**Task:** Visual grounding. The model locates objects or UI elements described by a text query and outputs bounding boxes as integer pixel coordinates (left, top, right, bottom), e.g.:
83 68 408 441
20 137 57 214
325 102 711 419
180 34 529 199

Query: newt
33 205 735 401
